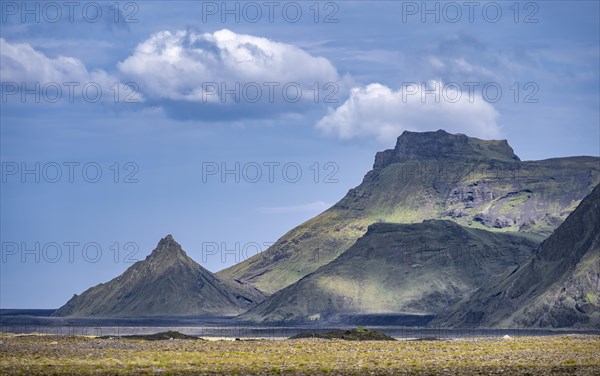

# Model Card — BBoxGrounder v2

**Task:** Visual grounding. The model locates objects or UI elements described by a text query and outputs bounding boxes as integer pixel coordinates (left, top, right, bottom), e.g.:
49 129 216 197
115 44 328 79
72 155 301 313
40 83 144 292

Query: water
2 310 598 340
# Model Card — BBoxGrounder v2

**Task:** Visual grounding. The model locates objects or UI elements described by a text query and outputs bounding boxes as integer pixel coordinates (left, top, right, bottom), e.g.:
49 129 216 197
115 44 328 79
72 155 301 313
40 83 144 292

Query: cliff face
442 184 600 329
218 130 599 294
373 130 520 169
53 235 265 317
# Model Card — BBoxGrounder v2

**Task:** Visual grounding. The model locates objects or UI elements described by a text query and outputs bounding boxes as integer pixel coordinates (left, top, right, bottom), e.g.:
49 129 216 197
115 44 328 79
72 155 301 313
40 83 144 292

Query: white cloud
429 56 445 70
259 201 331 214
316 82 501 142
0 38 143 103
1 38 88 83
118 29 340 102
452 57 496 78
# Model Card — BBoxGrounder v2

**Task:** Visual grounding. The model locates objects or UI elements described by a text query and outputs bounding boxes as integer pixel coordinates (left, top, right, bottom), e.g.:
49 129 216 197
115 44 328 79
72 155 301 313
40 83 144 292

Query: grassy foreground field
1 334 599 375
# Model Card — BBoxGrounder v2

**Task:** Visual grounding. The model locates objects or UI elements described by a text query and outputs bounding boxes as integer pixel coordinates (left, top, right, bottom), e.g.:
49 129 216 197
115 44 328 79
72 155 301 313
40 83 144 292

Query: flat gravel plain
1 333 599 375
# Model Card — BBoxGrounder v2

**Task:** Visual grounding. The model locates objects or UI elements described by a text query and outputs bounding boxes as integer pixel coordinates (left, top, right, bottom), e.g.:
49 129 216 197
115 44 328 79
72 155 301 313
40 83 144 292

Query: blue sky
1 1 599 308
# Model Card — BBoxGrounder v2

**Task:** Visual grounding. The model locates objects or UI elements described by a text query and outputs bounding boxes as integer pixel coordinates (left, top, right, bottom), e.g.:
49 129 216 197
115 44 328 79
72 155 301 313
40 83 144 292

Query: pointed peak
149 234 186 260
158 233 177 246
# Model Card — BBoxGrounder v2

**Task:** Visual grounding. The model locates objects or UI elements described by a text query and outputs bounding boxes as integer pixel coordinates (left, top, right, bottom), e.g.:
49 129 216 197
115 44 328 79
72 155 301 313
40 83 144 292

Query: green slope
218 130 600 294
238 220 540 323
441 183 600 329
53 235 265 317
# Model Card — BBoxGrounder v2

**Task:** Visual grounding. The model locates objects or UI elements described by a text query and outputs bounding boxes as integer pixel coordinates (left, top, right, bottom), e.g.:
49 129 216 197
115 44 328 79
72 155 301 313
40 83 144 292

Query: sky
1 0 599 309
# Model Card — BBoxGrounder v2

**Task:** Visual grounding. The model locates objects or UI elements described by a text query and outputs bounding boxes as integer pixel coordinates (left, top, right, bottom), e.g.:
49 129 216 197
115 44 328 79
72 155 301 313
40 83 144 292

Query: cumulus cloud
1 38 88 83
316 82 501 142
118 29 340 103
0 38 142 103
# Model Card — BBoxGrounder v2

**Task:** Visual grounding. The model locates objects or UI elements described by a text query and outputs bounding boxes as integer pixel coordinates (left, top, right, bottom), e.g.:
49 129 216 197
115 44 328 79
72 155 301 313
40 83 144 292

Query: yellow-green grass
1 334 599 375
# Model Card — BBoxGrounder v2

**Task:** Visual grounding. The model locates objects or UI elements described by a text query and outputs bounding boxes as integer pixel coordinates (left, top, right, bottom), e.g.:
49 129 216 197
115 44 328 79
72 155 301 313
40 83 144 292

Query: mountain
218 130 600 294
238 220 540 323
441 183 600 329
53 235 265 317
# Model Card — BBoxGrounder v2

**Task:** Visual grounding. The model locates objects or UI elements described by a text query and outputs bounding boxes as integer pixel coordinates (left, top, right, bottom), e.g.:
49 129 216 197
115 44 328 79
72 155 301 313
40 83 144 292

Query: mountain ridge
238 219 540 323
53 131 599 325
440 183 600 328
53 235 265 317
218 131 600 294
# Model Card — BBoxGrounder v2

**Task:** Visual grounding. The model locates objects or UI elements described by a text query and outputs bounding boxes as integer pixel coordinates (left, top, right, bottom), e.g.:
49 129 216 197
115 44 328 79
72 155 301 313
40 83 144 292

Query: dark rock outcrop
373 129 520 169
442 184 600 328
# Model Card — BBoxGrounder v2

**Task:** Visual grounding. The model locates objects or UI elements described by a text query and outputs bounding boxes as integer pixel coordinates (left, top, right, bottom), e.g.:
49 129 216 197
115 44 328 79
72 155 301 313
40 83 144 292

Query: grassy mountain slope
53 235 265 317
442 183 600 328
218 130 600 294
238 220 540 323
